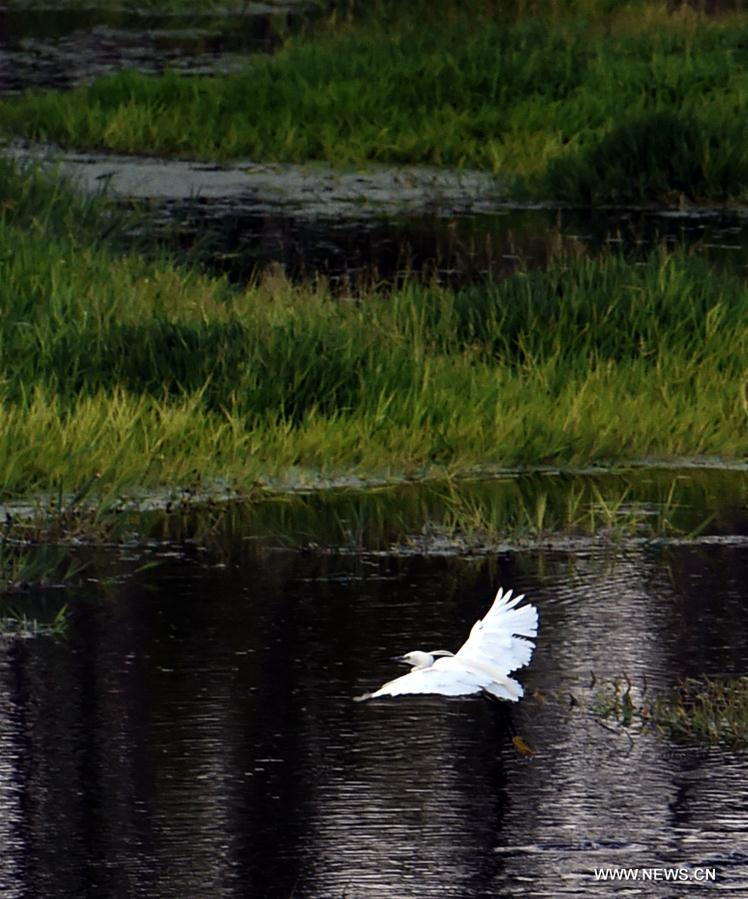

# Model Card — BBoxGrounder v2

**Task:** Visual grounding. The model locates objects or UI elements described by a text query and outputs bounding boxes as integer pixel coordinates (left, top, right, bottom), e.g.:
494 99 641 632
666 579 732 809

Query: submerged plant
0 541 88 592
0 602 68 638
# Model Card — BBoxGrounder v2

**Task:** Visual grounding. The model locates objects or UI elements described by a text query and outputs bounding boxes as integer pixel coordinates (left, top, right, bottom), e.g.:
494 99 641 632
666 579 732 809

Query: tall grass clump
4 1 748 201
0 155 129 244
650 677 748 746
540 110 748 203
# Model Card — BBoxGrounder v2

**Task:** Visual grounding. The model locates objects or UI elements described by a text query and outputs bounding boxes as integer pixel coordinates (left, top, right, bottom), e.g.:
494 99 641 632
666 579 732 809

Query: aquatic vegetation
649 677 748 746
593 675 642 729
0 540 81 641
418 475 707 549
5 2 748 201
0 601 68 638
594 675 748 747
0 541 88 592
7 462 739 558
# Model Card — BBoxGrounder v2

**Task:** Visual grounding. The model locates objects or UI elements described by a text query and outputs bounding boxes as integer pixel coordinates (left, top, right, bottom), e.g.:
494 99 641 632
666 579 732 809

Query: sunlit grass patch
4 2 748 201
1 347 745 501
1 160 747 503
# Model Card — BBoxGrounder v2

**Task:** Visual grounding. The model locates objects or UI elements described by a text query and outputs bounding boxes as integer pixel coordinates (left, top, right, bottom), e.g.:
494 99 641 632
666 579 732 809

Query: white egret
357 587 538 702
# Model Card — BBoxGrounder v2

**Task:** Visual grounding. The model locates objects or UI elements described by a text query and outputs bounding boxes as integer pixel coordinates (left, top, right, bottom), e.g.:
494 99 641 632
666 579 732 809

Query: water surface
9 143 748 286
2 472 748 896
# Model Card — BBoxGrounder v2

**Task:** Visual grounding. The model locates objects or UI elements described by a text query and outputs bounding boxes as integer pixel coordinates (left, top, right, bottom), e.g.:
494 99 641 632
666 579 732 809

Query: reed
649 677 748 746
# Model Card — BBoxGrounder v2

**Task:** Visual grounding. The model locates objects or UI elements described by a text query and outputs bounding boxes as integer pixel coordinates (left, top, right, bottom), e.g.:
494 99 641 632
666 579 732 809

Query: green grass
0 585 69 637
1 159 747 502
0 604 68 639
4 1 748 202
0 540 86 592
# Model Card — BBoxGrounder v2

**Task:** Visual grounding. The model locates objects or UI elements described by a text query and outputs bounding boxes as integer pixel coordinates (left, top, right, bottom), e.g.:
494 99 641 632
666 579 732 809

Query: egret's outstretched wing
360 654 525 701
363 658 486 699
455 587 538 677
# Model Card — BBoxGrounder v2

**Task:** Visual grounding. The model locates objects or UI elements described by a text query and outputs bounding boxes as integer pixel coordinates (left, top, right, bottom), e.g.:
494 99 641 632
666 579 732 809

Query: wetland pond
2 467 748 896
3 7 748 896
5 1 748 287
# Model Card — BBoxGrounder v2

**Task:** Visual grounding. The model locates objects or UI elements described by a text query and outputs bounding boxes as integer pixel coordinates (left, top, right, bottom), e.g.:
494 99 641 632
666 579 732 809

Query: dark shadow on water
153 201 748 289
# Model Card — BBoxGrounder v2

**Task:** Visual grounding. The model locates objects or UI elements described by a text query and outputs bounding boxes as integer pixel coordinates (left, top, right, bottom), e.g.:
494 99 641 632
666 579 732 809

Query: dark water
0 3 308 95
11 141 748 287
166 202 748 287
2 476 748 896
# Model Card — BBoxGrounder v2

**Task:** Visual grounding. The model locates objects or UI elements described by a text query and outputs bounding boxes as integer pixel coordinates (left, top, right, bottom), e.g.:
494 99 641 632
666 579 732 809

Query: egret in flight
357 587 538 702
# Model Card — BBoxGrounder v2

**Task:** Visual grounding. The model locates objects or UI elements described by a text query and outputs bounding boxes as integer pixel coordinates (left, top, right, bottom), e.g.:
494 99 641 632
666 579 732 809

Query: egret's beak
392 654 409 665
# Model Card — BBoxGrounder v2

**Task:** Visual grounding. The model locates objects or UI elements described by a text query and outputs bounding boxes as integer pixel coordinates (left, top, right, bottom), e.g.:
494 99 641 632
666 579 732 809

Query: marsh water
2 469 748 896
8 142 748 286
